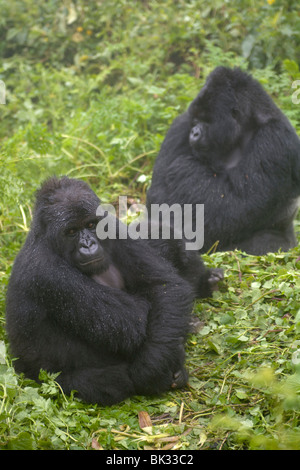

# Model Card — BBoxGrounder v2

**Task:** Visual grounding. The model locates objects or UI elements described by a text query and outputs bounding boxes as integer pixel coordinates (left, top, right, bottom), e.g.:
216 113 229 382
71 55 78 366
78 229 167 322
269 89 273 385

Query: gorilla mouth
79 257 104 266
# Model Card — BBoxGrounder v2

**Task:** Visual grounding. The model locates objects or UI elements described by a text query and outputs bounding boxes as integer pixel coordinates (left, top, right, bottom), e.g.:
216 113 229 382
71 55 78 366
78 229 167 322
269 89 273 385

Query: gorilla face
188 67 252 170
63 219 110 275
33 176 110 275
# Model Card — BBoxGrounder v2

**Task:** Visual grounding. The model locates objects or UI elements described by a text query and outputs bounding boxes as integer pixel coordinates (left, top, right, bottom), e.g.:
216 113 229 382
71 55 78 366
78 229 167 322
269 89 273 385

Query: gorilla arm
112 238 193 393
216 123 300 235
34 247 150 357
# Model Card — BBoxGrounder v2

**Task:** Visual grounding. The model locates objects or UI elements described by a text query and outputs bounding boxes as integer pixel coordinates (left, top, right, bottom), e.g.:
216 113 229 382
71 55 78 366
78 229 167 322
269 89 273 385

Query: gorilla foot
208 268 224 291
188 316 205 334
171 368 189 389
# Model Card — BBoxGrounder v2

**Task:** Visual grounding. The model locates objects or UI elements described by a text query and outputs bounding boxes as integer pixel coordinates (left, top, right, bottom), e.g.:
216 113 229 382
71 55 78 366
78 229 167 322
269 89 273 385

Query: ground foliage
1 0 300 450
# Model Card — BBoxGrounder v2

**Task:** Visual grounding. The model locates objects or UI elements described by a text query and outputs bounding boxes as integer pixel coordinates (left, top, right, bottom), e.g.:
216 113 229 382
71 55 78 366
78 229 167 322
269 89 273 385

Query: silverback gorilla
147 67 300 255
6 177 220 406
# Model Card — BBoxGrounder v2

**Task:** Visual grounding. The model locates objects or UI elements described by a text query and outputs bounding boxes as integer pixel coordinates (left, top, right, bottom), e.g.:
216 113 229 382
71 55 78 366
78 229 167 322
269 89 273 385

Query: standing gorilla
6 177 219 406
147 67 300 255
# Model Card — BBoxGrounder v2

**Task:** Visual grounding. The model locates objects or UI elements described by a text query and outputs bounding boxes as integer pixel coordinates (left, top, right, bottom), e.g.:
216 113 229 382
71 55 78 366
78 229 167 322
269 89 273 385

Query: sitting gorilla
6 177 220 406
147 66 300 255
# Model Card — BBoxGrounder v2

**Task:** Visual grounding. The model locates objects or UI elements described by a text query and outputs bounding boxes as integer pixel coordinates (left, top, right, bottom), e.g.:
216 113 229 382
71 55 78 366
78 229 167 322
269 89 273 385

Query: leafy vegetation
1 0 300 450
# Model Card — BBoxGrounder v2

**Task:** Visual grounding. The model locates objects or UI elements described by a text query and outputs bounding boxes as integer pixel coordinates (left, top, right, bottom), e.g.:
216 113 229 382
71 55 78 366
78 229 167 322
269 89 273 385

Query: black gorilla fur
147 66 300 255
6 177 220 406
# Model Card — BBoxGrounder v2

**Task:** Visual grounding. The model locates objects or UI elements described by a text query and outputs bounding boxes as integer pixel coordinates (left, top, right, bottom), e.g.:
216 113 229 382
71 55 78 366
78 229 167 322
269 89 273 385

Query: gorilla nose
79 238 98 254
80 238 92 247
190 125 201 143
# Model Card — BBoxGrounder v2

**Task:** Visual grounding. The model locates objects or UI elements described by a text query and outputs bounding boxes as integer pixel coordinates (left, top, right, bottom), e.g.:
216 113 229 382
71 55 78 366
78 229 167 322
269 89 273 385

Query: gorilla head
32 178 105 274
188 66 277 171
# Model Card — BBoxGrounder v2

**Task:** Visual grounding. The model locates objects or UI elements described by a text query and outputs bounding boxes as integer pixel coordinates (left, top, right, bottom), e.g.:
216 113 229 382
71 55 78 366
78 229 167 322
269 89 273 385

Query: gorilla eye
86 221 97 230
66 227 77 237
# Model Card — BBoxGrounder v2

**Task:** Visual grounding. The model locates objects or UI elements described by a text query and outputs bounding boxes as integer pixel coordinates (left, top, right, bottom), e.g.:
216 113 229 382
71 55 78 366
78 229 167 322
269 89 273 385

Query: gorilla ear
250 88 276 125
254 107 273 125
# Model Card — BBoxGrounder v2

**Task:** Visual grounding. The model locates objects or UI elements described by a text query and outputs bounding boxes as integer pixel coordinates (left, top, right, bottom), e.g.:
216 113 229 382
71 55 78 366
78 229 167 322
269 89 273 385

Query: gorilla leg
57 365 135 406
226 225 297 255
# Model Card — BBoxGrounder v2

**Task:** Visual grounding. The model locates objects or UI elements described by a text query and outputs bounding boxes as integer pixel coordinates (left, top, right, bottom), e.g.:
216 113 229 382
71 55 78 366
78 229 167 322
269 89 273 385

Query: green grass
1 0 300 450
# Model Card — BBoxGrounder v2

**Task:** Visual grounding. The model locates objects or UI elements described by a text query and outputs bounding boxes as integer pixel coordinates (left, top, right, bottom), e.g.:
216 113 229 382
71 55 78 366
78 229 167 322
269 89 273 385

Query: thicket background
1 0 300 450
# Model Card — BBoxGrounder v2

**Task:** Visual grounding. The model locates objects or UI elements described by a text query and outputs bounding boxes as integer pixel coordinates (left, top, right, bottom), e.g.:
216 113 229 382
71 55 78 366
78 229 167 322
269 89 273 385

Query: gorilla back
6 176 193 406
147 67 300 255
